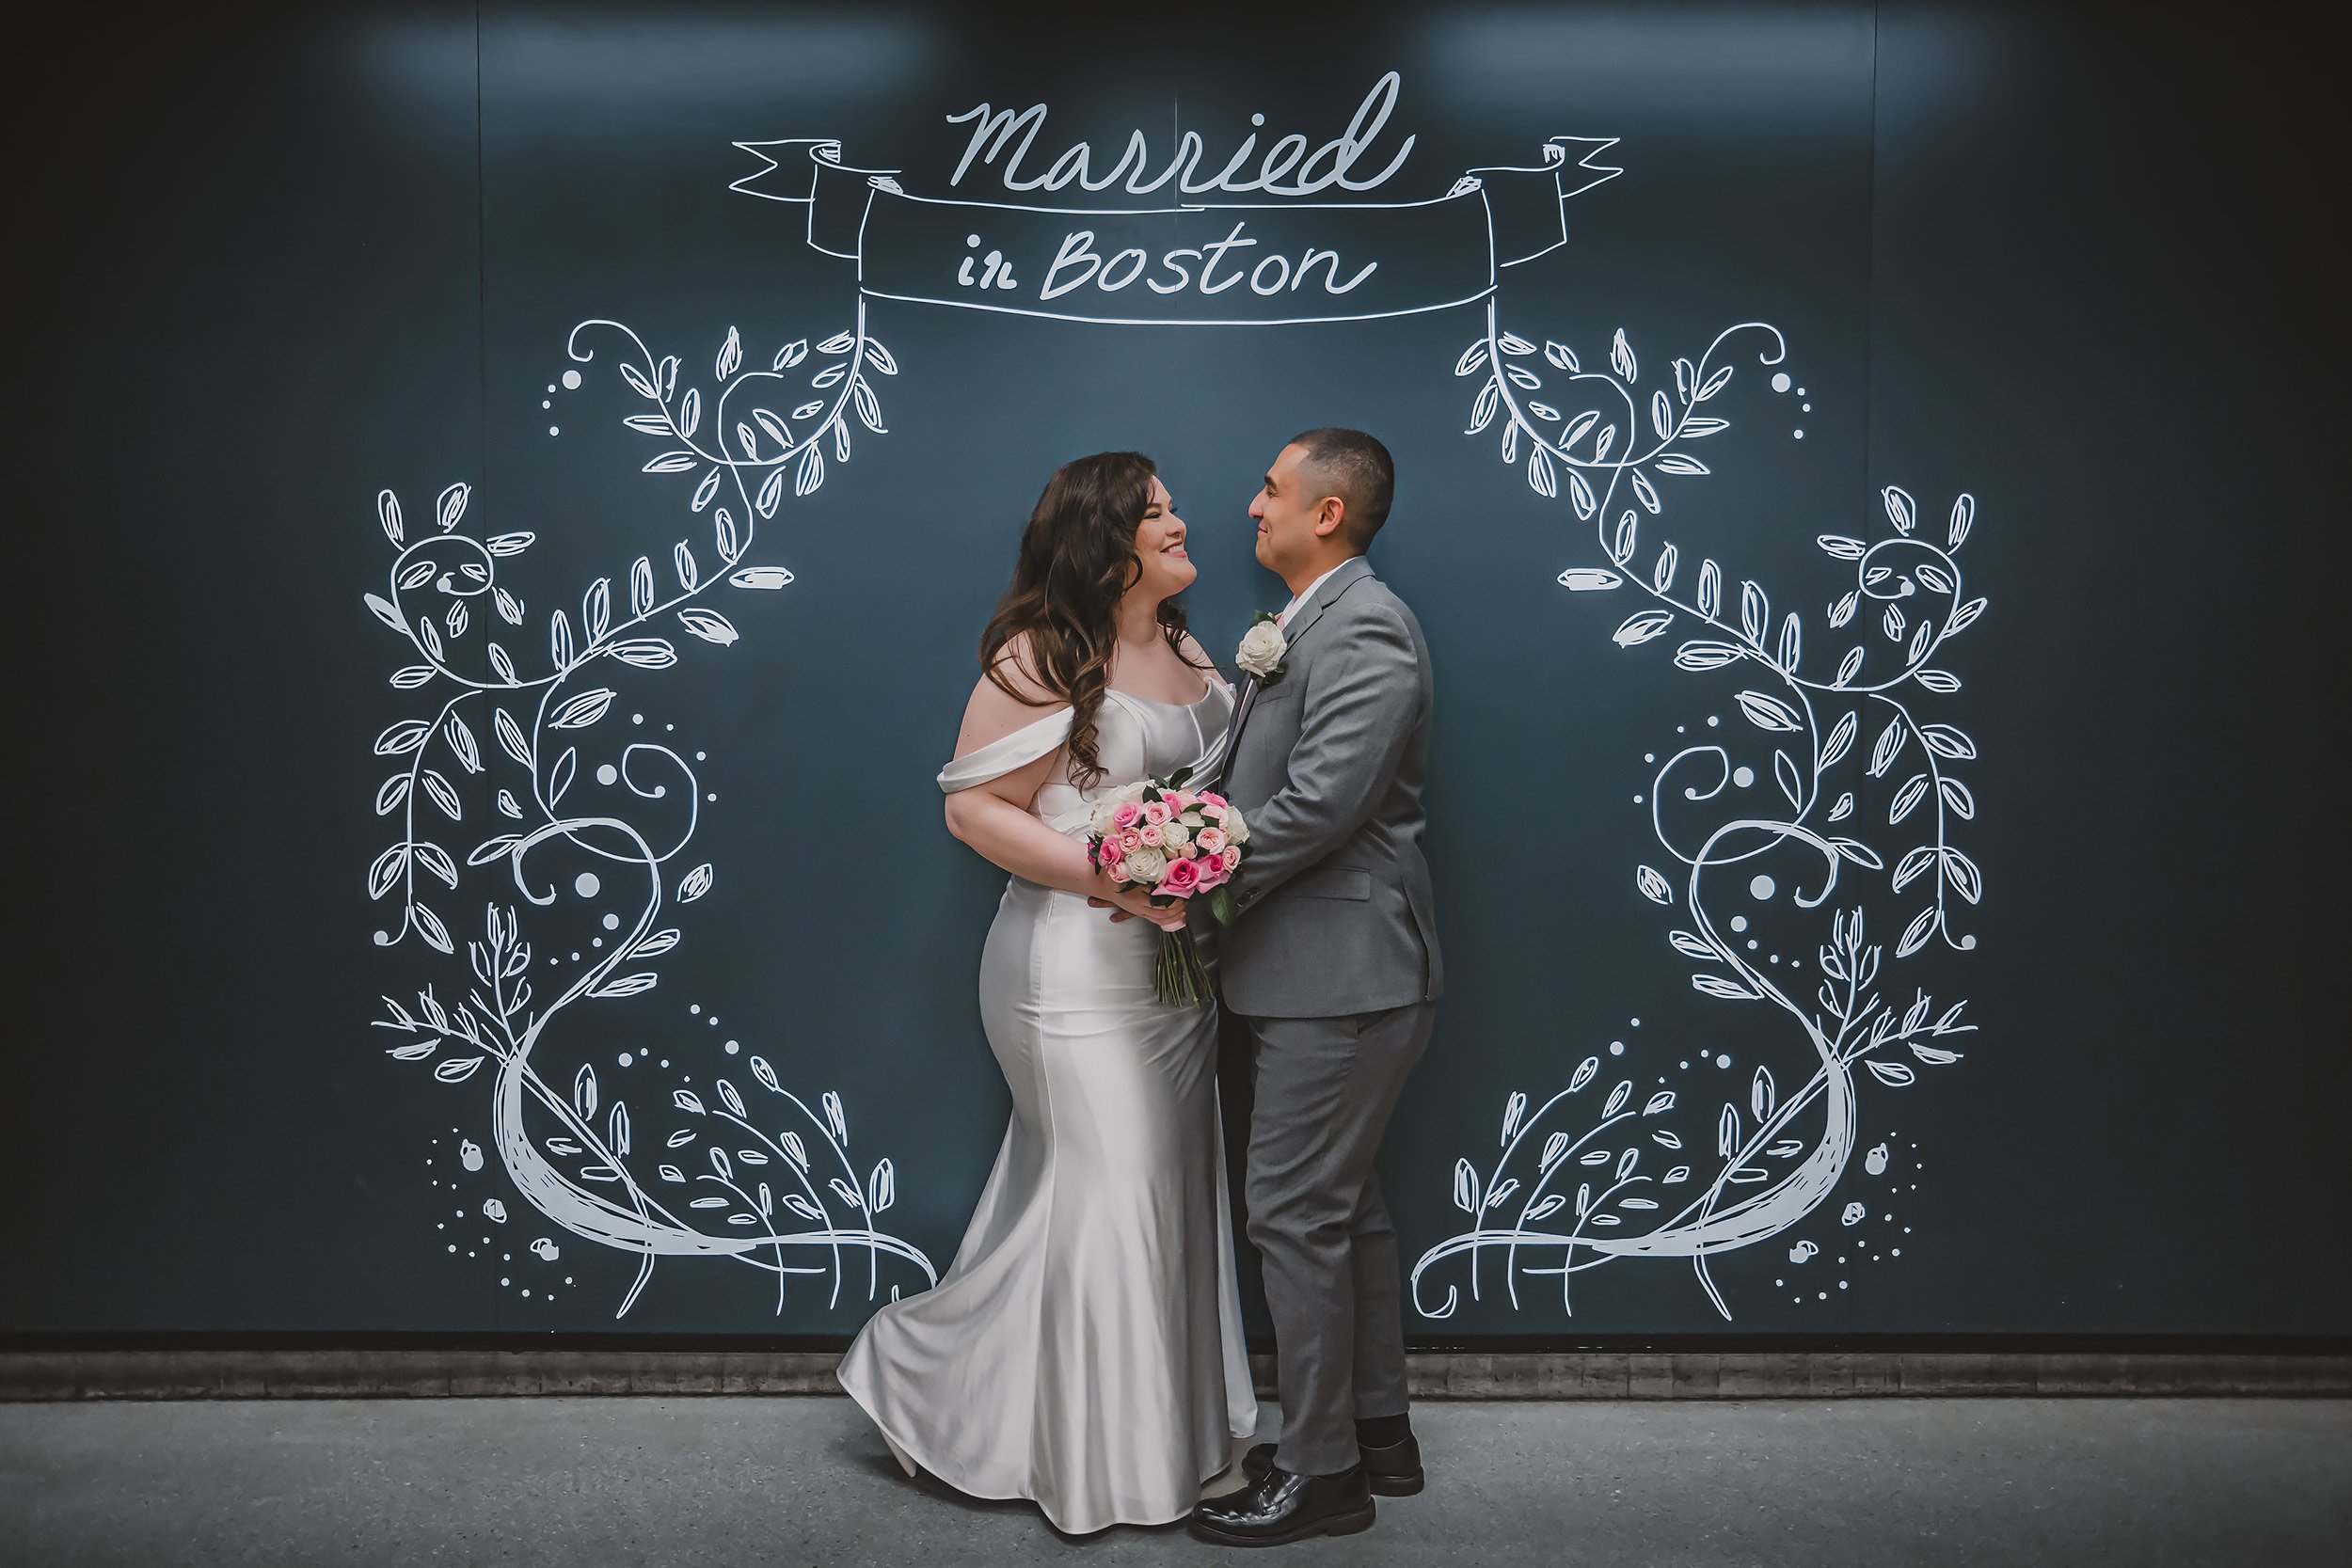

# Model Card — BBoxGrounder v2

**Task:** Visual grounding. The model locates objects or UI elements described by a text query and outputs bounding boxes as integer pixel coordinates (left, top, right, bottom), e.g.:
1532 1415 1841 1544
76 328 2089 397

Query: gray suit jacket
1209 555 1442 1019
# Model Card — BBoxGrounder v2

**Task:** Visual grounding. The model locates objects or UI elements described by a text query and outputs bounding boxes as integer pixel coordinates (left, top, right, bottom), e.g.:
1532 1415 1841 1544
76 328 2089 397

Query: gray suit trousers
1239 997 1438 1475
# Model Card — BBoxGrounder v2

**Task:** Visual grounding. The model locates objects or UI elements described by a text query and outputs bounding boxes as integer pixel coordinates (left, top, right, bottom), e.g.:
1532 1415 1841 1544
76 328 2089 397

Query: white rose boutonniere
1236 611 1288 682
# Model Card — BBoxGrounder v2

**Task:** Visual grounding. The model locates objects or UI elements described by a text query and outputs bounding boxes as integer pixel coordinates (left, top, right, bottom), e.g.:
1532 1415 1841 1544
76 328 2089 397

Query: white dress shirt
1278 559 1358 628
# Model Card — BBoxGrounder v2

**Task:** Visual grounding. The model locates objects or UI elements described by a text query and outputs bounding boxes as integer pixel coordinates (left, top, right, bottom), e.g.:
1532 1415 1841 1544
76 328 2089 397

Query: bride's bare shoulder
1177 632 1232 689
958 632 1069 752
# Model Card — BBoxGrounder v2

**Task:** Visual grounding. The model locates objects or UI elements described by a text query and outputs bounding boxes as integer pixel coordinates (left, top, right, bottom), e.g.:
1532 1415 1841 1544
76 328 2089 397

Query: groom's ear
1313 495 1347 539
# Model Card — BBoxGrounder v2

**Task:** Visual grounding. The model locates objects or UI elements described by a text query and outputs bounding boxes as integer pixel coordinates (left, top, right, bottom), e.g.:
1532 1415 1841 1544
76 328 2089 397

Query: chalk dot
1750 875 1776 900
1792 429 1804 440
1891 1247 1901 1257
601 913 619 930
1732 766 1755 788
618 1053 632 1067
690 1005 702 1016
1960 935 1978 950
1838 1280 1849 1291
548 426 560 436
965 233 980 247
1746 939 1759 951
632 714 644 724
1609 1040 1625 1056
562 371 581 389
1801 403 1812 412
522 1290 532 1298
724 1039 740 1054
1730 916 1748 932
1252 113 1265 125
448 1243 456 1252
695 751 707 762
708 1017 719 1026
501 1277 510 1287
1798 388 1807 396
707 792 718 802
574 873 600 897
1633 794 1645 804
546 384 555 393
596 764 618 785
569 952 579 960
666 723 675 732
1715 1053 1731 1069
1706 715 1720 727
1771 372 1791 392
541 400 550 410
1679 1060 1690 1069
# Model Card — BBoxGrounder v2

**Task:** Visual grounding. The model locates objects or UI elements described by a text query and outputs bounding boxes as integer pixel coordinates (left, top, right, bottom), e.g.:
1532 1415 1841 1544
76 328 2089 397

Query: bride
835 451 1257 1534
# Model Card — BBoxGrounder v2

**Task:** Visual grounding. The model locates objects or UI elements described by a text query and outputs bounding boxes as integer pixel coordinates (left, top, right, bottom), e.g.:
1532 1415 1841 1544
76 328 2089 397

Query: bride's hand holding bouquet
1087 766 1251 1006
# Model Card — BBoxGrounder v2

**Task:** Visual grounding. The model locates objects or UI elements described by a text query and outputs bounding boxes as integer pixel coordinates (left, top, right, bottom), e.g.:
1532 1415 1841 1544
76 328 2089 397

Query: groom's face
1248 443 1327 580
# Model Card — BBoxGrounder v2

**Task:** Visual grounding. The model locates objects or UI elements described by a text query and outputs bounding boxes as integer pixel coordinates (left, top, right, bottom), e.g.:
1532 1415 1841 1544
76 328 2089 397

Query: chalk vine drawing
1409 305 1986 1320
366 305 935 1316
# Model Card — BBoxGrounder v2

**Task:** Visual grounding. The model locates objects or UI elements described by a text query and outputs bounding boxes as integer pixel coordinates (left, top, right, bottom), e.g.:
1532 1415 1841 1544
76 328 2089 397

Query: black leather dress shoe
1189 1463 1375 1545
1241 1432 1424 1497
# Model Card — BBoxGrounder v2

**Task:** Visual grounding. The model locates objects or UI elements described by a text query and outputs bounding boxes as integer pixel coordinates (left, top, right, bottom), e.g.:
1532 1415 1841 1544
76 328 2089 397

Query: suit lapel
1277 555 1375 657
1211 557 1374 790
1206 674 1256 791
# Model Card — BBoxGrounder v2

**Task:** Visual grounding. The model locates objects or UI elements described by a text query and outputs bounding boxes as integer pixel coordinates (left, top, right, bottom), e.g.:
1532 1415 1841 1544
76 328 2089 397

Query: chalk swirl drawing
1409 306 1985 1320
366 306 934 1316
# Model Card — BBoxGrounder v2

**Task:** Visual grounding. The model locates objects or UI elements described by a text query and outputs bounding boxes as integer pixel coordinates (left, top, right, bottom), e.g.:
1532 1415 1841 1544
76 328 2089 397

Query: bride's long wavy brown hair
980 451 1207 790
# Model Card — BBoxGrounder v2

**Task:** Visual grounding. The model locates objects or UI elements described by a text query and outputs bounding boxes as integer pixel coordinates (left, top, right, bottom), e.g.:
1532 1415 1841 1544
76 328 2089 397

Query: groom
1189 428 1442 1545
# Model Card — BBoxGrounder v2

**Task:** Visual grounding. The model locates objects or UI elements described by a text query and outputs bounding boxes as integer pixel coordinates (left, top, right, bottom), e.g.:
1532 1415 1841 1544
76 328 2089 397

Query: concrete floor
1 1397 2344 1567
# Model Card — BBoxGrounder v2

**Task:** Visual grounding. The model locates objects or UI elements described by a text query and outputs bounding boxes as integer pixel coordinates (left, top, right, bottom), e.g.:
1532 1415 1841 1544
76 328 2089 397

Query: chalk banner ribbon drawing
732 136 1624 325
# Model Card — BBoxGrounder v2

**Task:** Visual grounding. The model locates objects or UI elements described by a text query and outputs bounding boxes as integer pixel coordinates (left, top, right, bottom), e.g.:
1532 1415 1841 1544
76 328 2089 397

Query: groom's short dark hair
1290 427 1394 551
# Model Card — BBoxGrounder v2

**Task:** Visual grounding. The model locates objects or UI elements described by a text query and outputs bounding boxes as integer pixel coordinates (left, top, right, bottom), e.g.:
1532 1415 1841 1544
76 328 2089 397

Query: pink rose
1159 856 1202 896
1138 824 1164 847
1142 800 1172 827
1093 838 1122 867
1111 800 1143 831
1119 829 1144 853
1195 826 1227 855
1104 857 1133 884
1220 846 1241 870
1193 853 1229 890
1199 793 1228 815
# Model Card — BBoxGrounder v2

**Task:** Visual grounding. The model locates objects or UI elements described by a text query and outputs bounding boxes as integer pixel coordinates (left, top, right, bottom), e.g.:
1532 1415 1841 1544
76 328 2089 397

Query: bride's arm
940 662 1099 895
941 643 1182 929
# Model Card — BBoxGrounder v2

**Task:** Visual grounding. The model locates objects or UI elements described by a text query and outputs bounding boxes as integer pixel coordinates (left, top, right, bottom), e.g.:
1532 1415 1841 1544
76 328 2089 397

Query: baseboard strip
6 1350 2346 1402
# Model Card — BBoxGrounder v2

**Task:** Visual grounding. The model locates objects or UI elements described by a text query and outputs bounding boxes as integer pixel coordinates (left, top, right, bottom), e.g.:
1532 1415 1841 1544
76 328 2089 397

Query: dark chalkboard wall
10 2 2344 1342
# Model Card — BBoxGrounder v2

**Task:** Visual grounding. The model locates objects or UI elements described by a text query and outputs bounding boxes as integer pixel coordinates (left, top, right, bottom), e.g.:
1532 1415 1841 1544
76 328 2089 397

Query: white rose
1125 846 1168 884
1222 805 1250 845
1162 821 1190 850
1236 621 1287 678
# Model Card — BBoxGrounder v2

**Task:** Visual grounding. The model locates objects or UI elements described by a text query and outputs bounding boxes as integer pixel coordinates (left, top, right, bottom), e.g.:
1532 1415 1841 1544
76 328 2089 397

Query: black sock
1355 1413 1410 1448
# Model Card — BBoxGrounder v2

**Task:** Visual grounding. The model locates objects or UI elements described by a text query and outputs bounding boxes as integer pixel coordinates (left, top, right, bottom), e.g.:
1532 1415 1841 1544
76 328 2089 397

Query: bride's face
1129 476 1195 600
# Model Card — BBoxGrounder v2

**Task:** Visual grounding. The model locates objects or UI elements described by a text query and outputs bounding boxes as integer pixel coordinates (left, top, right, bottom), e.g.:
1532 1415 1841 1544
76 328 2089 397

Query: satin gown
836 681 1257 1535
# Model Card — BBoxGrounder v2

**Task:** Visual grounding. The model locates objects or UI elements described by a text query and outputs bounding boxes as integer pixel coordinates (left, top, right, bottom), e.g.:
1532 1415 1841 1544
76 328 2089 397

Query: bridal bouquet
1088 767 1250 1006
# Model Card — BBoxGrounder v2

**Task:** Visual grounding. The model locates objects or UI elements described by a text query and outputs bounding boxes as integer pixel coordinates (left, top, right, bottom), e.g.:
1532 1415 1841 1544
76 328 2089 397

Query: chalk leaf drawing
366 306 933 1316
1413 303 1985 1320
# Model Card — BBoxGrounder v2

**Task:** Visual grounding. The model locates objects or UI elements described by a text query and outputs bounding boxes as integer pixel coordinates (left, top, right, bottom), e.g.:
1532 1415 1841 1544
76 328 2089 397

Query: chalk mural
367 309 937 1317
1407 310 1985 1321
365 70 1982 1321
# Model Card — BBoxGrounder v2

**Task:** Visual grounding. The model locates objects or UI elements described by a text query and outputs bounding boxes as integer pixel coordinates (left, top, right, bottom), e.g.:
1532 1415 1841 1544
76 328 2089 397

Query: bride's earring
883 1431 918 1479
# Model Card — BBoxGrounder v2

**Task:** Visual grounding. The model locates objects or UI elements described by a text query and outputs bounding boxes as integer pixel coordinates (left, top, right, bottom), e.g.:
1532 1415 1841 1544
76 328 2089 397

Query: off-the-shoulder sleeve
938 706 1073 793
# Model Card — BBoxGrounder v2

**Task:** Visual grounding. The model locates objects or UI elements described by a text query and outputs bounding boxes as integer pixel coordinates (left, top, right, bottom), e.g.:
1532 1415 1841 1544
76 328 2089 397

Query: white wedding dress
836 680 1258 1534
